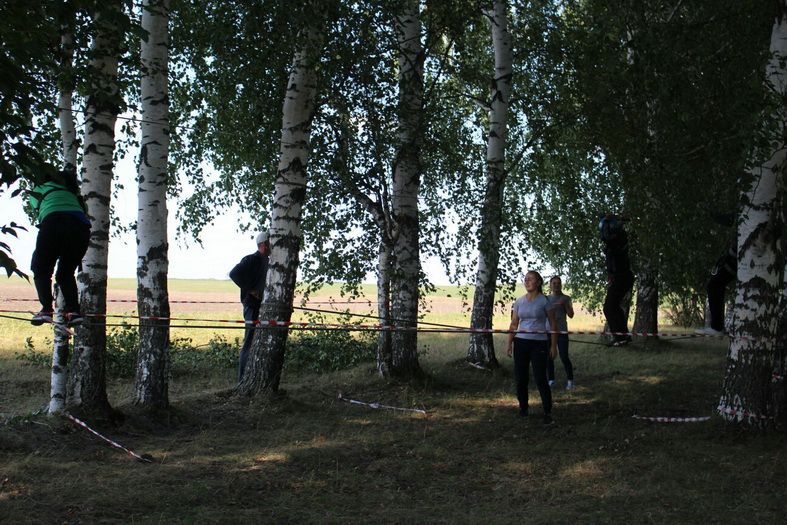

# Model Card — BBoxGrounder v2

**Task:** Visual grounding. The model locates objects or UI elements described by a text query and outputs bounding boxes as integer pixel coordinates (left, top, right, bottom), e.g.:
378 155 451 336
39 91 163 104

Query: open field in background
0 277 687 356
3 278 780 523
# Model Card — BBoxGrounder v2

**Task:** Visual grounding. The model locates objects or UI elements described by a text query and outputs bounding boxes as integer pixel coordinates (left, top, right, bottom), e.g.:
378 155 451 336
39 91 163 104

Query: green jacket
28 181 87 223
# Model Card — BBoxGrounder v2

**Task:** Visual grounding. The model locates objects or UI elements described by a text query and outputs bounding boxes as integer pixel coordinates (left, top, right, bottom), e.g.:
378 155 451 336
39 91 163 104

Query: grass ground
1 279 784 524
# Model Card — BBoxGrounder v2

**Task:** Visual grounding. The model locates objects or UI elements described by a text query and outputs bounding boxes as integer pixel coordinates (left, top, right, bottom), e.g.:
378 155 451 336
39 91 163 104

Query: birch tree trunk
467 0 512 368
718 6 786 428
236 3 327 396
377 241 394 376
133 0 171 409
50 26 79 415
389 1 424 378
49 286 69 414
69 1 122 415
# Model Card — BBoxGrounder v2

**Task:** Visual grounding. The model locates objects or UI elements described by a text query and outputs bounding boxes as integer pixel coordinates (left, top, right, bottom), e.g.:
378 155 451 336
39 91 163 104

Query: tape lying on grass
632 415 711 423
64 412 153 463
338 393 427 415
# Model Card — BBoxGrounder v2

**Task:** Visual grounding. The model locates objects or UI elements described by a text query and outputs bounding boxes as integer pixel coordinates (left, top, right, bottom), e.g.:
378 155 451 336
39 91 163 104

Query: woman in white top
506 270 558 424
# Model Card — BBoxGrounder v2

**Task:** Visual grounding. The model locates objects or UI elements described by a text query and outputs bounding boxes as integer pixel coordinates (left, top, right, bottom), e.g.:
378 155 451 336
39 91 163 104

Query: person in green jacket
28 168 90 327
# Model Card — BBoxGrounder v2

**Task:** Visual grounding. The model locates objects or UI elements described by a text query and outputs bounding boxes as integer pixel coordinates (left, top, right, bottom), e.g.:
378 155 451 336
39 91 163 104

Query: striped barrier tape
63 412 153 463
337 393 427 415
632 415 711 423
4 297 372 306
2 308 733 339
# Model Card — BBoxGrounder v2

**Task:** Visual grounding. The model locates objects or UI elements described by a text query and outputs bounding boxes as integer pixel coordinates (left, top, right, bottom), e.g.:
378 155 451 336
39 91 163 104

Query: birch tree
237 1 329 396
133 0 171 409
389 0 425 377
467 0 512 368
718 4 787 428
69 1 124 414
50 14 80 415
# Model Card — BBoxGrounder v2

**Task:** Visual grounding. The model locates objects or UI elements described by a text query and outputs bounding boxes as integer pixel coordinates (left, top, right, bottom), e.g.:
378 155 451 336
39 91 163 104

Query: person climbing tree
28 168 90 327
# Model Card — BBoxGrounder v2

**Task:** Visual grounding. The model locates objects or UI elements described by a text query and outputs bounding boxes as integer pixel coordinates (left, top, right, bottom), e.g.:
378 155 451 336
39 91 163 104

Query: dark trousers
603 271 634 341
513 338 552 415
707 268 734 331
30 214 90 313
547 334 573 382
238 301 260 382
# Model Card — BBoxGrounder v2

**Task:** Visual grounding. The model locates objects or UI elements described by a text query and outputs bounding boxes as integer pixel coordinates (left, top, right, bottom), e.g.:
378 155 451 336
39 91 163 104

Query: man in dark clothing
600 214 634 346
230 231 270 382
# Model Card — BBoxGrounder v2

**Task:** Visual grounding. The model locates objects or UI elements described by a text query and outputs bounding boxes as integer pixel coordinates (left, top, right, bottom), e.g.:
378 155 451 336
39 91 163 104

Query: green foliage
14 338 51 368
105 322 142 377
285 330 376 374
14 323 241 377
170 334 239 372
663 293 704 328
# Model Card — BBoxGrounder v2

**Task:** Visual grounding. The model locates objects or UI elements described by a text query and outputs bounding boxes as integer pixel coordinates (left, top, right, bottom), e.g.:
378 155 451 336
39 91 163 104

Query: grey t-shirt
512 294 553 341
547 293 572 333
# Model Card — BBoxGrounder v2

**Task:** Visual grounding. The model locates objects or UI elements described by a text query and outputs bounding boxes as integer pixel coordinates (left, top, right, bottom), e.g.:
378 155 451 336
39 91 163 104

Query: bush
14 337 50 368
285 329 376 374
14 324 376 377
14 323 240 377
664 293 704 328
170 334 238 372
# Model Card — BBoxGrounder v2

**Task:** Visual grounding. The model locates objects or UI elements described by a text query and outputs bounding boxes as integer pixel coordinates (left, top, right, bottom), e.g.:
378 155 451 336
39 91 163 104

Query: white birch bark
718 7 787 427
467 0 512 368
133 0 171 408
390 0 424 377
69 1 122 413
376 240 394 375
237 3 327 395
50 27 79 415
49 286 68 414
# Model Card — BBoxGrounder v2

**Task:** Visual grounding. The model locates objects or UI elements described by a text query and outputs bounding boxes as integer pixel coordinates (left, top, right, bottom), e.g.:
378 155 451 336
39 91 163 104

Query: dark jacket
603 230 631 276
229 251 269 306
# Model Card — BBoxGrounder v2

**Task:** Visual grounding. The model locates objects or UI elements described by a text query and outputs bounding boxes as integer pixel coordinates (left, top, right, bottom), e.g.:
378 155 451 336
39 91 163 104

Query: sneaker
610 337 632 347
695 326 724 337
543 414 554 425
31 310 54 326
566 380 575 390
548 380 555 387
66 312 84 327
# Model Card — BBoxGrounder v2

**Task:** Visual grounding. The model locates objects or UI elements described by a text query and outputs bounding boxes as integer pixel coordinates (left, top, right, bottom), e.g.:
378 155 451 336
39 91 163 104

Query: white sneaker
548 380 555 387
695 327 724 337
566 381 575 390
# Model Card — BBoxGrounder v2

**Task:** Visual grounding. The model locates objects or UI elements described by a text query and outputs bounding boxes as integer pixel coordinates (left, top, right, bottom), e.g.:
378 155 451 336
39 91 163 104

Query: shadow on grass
1 338 785 523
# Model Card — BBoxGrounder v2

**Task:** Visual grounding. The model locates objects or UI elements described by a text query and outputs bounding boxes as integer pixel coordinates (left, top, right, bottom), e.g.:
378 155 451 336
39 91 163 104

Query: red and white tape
338 393 427 415
64 412 153 463
632 415 710 423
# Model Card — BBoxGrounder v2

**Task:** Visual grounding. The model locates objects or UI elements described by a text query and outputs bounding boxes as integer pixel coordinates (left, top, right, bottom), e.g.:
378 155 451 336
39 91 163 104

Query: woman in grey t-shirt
506 271 558 424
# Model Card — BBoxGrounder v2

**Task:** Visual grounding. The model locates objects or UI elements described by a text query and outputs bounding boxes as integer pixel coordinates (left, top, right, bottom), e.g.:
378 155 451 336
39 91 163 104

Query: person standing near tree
506 270 559 424
230 231 270 382
600 213 634 347
28 168 90 327
546 275 575 390
696 213 737 337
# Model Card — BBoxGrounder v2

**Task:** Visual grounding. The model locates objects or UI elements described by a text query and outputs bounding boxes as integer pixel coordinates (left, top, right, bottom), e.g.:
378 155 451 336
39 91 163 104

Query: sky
1 146 454 285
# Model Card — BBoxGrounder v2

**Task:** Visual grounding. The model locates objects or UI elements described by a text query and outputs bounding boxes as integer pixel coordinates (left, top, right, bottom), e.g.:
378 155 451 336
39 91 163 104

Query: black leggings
513 338 552 415
547 334 573 382
30 213 90 313
603 271 634 341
